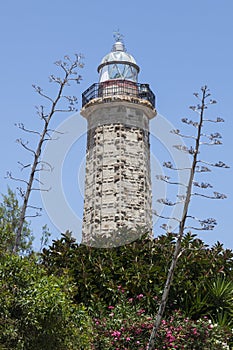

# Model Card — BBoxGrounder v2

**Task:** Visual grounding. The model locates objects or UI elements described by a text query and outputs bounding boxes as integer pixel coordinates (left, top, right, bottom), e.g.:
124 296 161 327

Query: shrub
91 287 232 349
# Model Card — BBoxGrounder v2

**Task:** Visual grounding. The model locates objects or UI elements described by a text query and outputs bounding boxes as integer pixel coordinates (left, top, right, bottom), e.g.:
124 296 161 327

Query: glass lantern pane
99 63 138 82
109 64 121 79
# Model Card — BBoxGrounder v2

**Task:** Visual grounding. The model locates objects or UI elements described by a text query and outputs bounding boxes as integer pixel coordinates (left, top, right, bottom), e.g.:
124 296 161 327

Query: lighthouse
81 35 156 246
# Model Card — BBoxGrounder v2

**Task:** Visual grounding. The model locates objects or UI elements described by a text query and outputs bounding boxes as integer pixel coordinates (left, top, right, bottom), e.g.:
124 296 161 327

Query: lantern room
97 39 139 83
81 36 155 108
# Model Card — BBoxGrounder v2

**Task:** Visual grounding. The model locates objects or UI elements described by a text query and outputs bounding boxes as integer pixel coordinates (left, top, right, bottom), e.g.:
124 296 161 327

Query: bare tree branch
27 204 42 211
17 161 31 171
36 160 53 171
153 210 180 222
170 129 196 139
185 217 217 231
148 85 228 349
156 175 187 187
200 140 222 145
163 161 191 171
195 165 211 172
198 160 229 168
33 177 44 185
181 117 199 127
157 198 177 206
54 107 77 112
203 117 224 123
13 54 83 253
6 172 29 185
17 187 25 198
16 139 36 155
193 191 227 199
15 123 41 136
173 144 197 154
25 212 41 218
193 181 213 189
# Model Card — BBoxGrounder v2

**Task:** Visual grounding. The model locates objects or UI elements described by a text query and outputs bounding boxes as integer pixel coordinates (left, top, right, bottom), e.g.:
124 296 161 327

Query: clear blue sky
0 0 232 249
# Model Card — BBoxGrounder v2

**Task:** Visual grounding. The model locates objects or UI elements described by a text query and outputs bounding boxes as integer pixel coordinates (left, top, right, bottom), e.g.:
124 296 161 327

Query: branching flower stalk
147 86 227 349
13 55 83 253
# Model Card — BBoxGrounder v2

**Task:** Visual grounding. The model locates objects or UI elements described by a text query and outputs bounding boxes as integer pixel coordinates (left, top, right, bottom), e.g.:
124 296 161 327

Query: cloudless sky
0 0 232 249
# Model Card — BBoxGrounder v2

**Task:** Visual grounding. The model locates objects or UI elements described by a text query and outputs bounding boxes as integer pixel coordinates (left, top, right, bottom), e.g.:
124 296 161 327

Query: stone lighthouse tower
81 36 156 245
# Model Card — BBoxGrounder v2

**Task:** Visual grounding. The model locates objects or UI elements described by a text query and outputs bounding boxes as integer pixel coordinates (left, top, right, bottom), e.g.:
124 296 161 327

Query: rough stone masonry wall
82 122 152 243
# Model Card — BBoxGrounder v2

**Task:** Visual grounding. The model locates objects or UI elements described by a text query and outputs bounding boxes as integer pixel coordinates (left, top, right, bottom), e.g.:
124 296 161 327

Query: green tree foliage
0 253 92 350
0 189 232 348
0 188 33 254
41 232 233 326
0 193 92 349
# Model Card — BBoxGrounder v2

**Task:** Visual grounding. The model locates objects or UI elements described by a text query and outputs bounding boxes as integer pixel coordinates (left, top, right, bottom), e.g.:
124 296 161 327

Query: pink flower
108 305 114 309
136 293 144 299
192 328 198 335
137 308 145 315
111 330 121 338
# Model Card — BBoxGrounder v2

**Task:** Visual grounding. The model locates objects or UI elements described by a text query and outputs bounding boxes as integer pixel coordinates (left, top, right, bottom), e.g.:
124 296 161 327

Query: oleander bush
90 287 232 349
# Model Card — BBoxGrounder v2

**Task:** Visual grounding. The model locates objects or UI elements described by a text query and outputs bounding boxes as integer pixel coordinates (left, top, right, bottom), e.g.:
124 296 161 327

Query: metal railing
82 80 155 108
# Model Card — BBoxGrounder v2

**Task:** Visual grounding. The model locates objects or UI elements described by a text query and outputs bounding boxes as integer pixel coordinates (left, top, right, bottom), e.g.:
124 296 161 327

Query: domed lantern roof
98 36 140 83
